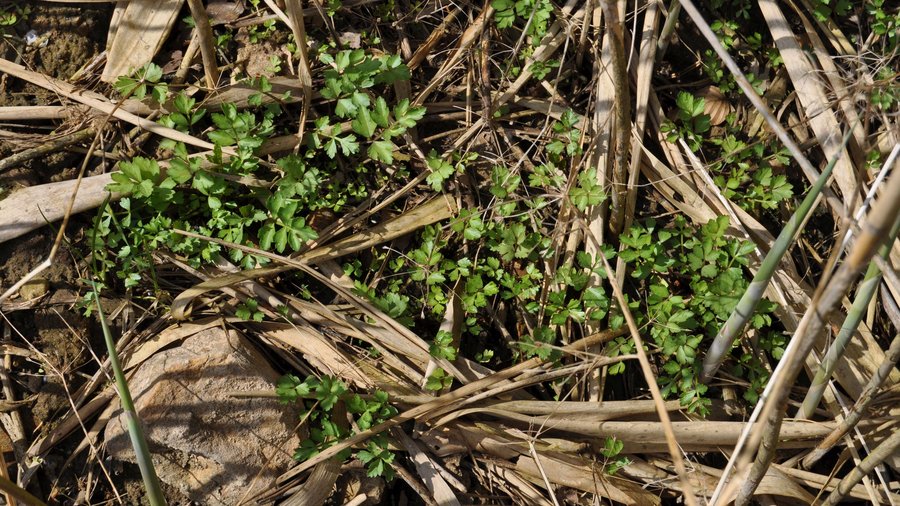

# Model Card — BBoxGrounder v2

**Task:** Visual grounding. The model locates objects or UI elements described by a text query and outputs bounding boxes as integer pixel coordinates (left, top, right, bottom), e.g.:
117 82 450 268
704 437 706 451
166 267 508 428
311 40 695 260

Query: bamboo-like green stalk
733 160 900 506
700 128 854 382
821 428 900 506
92 282 167 505
798 215 900 419
802 330 900 469
656 0 681 56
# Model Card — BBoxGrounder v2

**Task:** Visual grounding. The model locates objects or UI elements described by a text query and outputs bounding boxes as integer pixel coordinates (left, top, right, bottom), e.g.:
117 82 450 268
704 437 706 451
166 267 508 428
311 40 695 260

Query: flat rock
105 326 300 504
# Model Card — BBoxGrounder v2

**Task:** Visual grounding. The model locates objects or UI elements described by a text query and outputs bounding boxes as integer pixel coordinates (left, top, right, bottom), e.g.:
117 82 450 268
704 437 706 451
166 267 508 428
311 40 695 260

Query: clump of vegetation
37 0 893 501
277 374 398 479
89 51 781 430
90 49 423 288
616 216 781 412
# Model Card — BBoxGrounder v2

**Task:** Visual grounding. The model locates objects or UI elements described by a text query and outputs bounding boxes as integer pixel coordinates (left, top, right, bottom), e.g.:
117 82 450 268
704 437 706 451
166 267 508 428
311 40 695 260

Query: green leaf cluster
347 107 606 370
310 50 424 165
710 135 793 212
114 62 168 104
492 0 554 43
91 50 427 297
430 330 458 361
277 374 399 479
661 92 710 152
617 216 780 414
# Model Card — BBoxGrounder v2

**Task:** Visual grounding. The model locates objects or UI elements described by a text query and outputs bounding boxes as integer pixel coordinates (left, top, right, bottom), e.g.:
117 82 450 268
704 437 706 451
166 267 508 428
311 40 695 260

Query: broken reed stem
597 0 631 234
732 170 900 505
92 282 166 505
0 128 95 173
0 361 27 486
0 105 71 120
802 330 900 469
0 446 12 506
798 213 900 419
185 0 220 89
821 428 900 506
0 474 45 506
284 0 313 144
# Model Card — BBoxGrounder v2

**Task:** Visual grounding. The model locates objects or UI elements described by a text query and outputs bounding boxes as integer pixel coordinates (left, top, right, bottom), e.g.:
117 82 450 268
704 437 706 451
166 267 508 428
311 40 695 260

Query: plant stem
798 214 900 419
733 159 900 505
700 127 854 382
0 474 46 506
92 282 167 506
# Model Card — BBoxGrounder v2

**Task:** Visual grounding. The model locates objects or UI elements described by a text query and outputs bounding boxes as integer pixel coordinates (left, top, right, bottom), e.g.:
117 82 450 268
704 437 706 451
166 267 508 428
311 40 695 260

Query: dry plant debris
0 0 898 504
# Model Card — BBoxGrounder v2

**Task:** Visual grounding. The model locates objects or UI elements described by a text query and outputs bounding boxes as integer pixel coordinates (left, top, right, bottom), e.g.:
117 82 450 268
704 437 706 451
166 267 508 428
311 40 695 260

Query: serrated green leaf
142 62 163 83
368 140 394 164
351 107 376 138
259 223 275 250
372 96 390 127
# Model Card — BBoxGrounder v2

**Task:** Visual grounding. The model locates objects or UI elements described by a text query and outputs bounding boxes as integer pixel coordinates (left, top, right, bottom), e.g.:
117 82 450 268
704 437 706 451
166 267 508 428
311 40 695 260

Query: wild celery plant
798 213 900 418
339 108 608 384
89 52 421 296
617 216 778 413
700 128 855 382
276 375 398 479
662 92 793 214
92 281 166 505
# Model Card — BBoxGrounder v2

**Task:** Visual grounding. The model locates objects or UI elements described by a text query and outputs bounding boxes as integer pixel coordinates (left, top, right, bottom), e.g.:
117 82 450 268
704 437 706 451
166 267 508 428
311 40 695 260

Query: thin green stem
798 214 900 418
700 127 854 382
92 281 167 505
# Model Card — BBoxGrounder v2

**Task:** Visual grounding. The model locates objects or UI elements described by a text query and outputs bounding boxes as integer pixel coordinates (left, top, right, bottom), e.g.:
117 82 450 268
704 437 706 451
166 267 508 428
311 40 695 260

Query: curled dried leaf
700 86 731 126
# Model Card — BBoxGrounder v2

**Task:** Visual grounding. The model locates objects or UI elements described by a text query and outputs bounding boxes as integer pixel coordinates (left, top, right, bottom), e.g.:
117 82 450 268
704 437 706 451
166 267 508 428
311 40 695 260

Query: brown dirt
0 3 113 501
0 4 110 185
28 9 103 81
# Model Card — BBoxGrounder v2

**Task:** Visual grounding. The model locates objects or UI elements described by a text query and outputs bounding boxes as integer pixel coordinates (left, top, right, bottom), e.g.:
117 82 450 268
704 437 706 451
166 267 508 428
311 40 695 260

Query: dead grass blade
284 0 313 142
0 106 76 120
775 462 900 503
260 323 371 388
170 196 454 319
276 457 341 506
279 329 625 482
757 0 858 205
0 128 95 173
101 0 184 82
185 0 220 89
486 399 678 420
821 428 900 506
516 453 661 505
727 167 900 505
786 0 866 165
121 318 224 371
413 4 495 105
484 461 555 506
0 58 215 151
408 6 461 71
394 428 461 506
803 330 900 469
621 0 659 235
448 413 850 452
597 0 631 234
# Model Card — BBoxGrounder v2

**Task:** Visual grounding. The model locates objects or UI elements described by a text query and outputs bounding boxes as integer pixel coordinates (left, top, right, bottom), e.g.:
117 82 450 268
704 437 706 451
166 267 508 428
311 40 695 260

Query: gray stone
105 326 300 504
